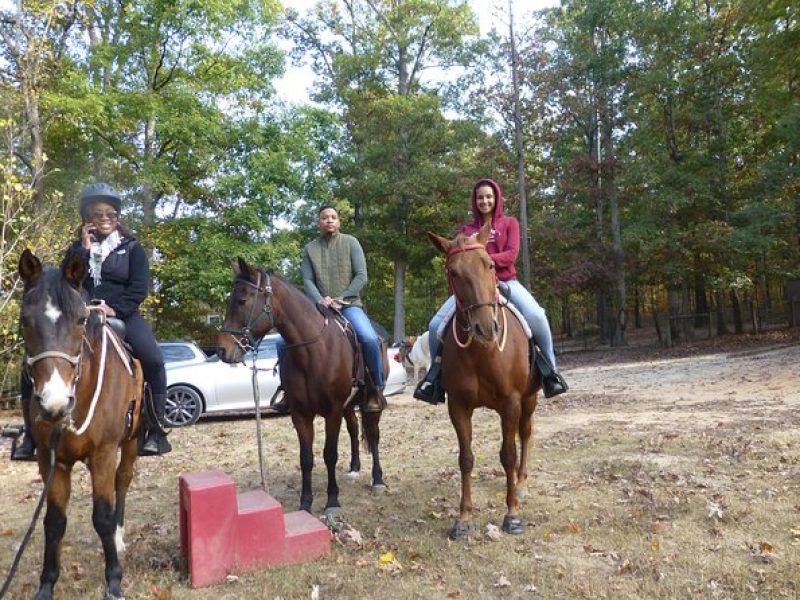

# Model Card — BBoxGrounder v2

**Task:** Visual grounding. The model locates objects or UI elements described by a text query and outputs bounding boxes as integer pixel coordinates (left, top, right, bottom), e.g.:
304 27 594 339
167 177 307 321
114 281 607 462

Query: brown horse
217 258 387 518
429 222 540 540
17 249 143 600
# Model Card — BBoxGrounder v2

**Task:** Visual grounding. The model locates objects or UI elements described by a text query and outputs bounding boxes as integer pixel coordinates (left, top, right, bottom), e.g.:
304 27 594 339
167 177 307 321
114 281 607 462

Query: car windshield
161 344 198 362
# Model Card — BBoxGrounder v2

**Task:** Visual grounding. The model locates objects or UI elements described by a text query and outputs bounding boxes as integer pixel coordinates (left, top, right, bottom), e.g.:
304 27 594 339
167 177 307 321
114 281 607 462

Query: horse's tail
361 410 379 456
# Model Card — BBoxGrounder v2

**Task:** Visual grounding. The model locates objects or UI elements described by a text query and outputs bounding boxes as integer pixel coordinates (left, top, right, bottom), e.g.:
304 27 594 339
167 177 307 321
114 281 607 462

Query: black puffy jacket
64 236 150 319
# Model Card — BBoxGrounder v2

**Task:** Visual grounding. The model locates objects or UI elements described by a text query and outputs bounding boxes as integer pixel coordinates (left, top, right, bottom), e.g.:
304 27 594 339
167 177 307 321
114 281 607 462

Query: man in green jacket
274 205 386 413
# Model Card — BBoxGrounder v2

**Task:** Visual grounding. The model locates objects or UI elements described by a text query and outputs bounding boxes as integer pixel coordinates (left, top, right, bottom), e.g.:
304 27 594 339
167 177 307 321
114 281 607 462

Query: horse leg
516 396 537 500
291 413 315 512
113 436 139 554
90 446 126 599
499 401 525 535
322 413 343 516
344 406 361 479
447 402 475 540
362 410 385 492
35 456 72 600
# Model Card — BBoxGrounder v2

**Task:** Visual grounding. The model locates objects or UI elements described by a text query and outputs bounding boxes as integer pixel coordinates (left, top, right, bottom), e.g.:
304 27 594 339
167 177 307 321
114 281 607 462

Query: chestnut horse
17 250 143 600
217 258 387 518
429 222 540 540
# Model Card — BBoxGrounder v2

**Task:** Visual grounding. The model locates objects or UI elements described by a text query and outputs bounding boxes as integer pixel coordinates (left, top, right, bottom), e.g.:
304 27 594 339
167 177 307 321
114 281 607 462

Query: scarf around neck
88 230 122 286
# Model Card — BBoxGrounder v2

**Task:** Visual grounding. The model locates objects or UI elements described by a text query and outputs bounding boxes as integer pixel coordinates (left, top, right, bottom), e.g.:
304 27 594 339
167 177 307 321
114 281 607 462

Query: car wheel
165 385 204 427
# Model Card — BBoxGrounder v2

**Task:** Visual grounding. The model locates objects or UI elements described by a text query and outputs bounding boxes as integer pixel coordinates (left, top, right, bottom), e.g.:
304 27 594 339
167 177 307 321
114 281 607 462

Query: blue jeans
427 281 557 368
276 305 385 389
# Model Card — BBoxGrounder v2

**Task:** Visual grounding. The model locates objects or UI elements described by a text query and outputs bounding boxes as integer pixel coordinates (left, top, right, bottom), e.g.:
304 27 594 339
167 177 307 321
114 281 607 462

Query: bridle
25 303 131 434
445 243 507 351
220 269 276 353
221 269 329 355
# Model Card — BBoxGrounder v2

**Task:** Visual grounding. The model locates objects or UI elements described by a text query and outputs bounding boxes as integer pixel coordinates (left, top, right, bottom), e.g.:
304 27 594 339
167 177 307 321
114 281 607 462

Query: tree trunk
509 0 531 289
715 289 729 335
392 256 406 343
694 274 709 328
729 288 743 334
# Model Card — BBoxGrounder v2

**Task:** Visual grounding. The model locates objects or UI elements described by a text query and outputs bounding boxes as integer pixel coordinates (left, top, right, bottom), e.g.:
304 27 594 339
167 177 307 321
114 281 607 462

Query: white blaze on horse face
39 367 73 416
44 295 62 325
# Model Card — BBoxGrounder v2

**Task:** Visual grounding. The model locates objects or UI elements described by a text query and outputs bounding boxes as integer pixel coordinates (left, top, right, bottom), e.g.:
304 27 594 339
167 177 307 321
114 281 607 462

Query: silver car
161 335 407 427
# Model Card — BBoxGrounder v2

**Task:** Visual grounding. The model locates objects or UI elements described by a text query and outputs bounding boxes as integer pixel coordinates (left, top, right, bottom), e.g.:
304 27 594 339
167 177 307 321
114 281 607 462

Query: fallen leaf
149 583 172 600
446 592 461 598
706 500 723 520
485 523 502 541
568 521 582 534
379 551 395 564
0 529 13 537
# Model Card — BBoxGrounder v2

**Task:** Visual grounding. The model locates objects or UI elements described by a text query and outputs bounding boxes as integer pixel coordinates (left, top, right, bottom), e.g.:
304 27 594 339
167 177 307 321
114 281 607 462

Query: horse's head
18 249 90 422
429 221 499 345
217 257 275 363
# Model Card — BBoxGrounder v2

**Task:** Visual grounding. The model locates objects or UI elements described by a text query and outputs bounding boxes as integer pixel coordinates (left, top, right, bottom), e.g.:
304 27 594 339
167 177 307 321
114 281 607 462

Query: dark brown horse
429 222 540 540
17 250 143 600
217 258 387 518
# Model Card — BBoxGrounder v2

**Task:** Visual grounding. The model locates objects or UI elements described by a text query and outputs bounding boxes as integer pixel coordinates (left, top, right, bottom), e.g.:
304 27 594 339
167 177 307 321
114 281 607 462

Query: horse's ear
427 232 451 255
236 256 254 280
62 251 86 289
476 220 491 246
18 249 42 285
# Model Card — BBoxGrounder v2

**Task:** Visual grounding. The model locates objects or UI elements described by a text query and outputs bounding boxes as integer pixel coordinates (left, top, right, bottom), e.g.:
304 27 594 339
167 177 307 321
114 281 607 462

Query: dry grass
1 340 799 599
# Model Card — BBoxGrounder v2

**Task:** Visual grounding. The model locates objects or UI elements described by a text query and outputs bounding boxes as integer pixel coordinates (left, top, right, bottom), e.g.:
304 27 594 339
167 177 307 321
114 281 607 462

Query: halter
25 304 91 406
25 304 133 434
220 269 276 352
445 242 507 351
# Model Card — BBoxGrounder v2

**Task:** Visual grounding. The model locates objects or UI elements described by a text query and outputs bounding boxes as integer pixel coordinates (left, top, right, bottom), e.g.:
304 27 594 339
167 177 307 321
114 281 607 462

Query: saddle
316 304 372 390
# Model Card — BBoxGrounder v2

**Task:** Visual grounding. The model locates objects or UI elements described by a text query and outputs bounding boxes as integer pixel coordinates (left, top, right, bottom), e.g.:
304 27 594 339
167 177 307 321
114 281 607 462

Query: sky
276 0 559 104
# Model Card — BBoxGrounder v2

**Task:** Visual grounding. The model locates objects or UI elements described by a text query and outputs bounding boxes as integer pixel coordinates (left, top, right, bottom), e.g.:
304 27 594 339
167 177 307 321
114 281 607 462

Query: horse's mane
453 232 481 248
237 267 317 311
26 266 87 317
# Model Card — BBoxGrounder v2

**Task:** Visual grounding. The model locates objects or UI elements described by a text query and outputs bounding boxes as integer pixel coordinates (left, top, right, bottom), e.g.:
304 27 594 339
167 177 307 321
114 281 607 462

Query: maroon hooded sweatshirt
460 178 520 282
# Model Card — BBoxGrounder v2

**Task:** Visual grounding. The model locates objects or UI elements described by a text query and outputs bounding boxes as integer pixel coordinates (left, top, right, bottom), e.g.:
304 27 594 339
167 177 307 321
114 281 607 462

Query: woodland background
1 0 799 393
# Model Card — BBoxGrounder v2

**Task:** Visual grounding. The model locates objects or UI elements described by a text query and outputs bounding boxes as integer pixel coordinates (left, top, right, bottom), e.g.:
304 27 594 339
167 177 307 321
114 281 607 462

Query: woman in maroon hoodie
414 178 568 404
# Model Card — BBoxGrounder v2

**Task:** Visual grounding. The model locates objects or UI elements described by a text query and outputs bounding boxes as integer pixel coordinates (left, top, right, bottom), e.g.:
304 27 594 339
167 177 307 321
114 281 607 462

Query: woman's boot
141 394 172 456
534 346 568 398
11 376 35 461
413 352 445 404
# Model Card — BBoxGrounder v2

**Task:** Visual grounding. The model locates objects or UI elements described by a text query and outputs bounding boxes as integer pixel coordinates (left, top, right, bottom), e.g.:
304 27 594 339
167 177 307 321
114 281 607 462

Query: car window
161 345 198 362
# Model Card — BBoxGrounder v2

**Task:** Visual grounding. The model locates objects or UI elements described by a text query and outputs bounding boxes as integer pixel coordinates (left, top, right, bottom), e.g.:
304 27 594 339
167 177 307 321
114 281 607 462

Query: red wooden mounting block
178 469 331 587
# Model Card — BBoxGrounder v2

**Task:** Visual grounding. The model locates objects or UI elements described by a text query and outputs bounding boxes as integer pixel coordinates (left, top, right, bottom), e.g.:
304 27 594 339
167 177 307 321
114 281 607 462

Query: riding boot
141 394 172 456
269 386 289 414
413 353 445 404
534 345 568 399
11 381 35 461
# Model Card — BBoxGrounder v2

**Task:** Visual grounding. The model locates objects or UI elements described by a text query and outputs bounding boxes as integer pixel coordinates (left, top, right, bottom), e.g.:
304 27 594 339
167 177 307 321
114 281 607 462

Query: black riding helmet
79 182 122 219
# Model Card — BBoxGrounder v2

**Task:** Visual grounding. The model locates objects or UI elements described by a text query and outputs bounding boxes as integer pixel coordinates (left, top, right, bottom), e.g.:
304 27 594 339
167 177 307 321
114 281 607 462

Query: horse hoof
321 507 346 532
371 483 387 495
448 521 475 540
501 514 525 535
104 587 124 600
345 470 360 480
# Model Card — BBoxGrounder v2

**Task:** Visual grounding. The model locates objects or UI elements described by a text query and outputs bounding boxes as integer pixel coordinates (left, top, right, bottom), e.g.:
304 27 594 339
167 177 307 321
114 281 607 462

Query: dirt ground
1 329 799 599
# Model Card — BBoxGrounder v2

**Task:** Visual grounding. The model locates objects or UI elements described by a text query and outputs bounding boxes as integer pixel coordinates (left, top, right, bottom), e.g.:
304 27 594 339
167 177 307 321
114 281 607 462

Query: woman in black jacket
13 183 171 458
66 183 170 456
